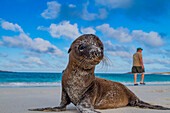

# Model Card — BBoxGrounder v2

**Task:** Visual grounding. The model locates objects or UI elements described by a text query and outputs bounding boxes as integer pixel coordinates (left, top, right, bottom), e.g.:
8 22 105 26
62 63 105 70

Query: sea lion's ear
68 48 71 53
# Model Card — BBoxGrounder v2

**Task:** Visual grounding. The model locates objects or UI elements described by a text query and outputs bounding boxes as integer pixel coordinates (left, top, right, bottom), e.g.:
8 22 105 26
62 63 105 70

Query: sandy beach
0 85 170 113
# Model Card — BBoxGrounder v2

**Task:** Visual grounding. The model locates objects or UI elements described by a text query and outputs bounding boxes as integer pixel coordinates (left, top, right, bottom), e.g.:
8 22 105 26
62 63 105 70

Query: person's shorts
132 66 145 73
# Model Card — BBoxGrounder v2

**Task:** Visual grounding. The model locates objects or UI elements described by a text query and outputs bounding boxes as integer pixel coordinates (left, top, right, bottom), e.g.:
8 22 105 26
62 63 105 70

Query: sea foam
0 82 61 87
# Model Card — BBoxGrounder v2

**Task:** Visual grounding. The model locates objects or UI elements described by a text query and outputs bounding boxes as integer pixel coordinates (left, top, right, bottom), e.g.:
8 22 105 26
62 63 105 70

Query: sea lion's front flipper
76 98 101 113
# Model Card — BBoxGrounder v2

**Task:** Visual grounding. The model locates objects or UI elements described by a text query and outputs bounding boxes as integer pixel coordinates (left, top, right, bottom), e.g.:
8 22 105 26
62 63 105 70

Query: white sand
0 85 170 113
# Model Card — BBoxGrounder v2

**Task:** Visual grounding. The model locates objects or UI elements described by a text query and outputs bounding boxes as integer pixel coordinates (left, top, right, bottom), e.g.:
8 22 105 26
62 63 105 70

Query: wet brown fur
59 34 139 112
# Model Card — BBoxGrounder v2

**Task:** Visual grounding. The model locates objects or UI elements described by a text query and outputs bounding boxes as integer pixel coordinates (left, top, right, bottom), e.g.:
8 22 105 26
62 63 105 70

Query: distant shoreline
126 72 170 75
0 71 170 75
0 70 14 73
146 72 170 75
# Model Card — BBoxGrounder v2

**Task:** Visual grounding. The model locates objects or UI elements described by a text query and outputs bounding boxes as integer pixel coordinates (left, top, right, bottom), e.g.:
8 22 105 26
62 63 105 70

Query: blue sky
0 0 170 73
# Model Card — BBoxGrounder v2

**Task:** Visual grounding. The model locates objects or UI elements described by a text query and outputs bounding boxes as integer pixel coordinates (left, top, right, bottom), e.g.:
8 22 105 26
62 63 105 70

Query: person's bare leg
141 73 145 83
134 74 137 84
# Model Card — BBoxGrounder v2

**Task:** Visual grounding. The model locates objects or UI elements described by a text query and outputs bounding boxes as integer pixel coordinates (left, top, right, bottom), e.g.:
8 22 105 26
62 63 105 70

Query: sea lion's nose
94 51 100 57
91 50 102 58
89 45 103 59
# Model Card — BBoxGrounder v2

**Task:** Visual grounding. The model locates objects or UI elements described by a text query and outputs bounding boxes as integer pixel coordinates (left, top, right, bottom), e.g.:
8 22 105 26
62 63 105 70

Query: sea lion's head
68 34 104 69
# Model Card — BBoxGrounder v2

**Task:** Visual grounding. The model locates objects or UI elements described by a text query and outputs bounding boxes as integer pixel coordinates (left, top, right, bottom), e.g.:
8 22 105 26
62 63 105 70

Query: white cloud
156 49 170 57
20 57 45 65
33 38 63 55
156 59 170 65
1 21 23 32
4 63 17 67
104 40 134 58
22 51 42 57
64 47 69 51
82 2 97 21
97 24 164 47
0 53 8 57
81 27 96 34
107 51 132 58
0 20 64 57
144 58 170 65
37 26 48 31
0 41 3 46
104 40 135 51
95 0 132 9
2 33 32 48
82 2 108 21
98 8 108 19
2 33 64 56
38 21 81 40
41 1 61 19
144 58 155 64
69 4 76 8
132 30 164 47
96 24 132 43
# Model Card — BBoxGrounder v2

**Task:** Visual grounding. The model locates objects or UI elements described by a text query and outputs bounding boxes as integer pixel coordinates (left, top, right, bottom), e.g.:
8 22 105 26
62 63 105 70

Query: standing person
132 47 145 86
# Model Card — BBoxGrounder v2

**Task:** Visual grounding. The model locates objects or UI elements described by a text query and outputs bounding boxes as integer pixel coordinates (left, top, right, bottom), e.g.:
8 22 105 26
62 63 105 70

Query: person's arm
140 57 144 69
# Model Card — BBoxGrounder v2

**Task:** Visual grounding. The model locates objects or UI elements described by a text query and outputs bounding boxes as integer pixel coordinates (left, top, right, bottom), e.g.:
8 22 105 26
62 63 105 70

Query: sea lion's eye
78 45 85 51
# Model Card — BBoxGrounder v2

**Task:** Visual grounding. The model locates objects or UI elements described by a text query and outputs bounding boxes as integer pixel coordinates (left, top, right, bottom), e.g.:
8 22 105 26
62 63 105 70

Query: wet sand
0 85 170 113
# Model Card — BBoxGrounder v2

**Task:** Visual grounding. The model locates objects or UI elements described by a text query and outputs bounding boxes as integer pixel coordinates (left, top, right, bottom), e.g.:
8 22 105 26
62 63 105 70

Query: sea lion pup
29 34 170 113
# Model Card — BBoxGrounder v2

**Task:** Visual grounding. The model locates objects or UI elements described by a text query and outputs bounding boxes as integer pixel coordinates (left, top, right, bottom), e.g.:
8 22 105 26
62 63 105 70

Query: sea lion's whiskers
98 56 111 71
103 56 112 66
101 58 108 71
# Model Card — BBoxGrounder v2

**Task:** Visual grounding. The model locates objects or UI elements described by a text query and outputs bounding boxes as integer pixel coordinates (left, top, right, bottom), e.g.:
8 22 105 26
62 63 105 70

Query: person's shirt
133 52 142 66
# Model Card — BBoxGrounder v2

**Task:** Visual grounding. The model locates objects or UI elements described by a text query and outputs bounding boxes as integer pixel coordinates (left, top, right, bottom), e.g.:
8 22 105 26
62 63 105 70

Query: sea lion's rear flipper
129 99 170 110
28 106 66 112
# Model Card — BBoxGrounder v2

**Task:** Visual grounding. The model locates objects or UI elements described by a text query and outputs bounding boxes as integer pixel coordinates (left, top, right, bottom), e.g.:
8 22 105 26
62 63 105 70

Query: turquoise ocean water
0 72 170 87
